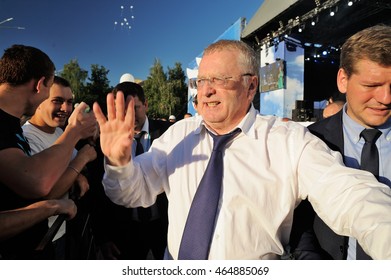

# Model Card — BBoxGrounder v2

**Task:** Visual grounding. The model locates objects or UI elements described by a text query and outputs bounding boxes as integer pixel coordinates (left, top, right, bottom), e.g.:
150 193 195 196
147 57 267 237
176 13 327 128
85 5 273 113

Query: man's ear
337 68 348 94
250 76 258 90
247 76 258 98
34 76 46 93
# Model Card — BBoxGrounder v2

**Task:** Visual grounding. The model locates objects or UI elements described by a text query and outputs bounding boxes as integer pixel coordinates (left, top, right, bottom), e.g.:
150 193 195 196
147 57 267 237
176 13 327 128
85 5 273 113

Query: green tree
143 59 187 119
59 58 187 119
167 62 187 118
143 59 168 119
84 64 112 111
59 59 88 101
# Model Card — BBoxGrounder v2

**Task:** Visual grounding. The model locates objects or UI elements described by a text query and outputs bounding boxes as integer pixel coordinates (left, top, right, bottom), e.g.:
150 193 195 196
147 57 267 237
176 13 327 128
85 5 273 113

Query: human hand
93 92 135 166
77 143 97 164
75 173 90 198
67 102 98 141
53 199 77 220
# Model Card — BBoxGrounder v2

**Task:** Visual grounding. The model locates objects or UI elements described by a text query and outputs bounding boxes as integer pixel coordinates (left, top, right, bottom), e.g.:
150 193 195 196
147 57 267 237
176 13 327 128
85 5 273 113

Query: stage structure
241 0 391 119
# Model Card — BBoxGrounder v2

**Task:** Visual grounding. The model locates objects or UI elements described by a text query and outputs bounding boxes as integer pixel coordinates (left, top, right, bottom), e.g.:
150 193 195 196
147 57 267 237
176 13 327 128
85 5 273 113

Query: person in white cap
169 115 176 123
119 73 135 83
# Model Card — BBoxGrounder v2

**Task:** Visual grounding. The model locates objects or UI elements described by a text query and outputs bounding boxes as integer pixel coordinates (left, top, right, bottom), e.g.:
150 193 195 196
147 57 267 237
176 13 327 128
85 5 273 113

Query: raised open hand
93 91 135 166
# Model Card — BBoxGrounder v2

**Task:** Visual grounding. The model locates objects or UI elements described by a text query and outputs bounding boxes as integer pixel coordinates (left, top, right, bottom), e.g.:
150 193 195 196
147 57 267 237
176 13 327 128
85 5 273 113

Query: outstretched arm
0 199 77 242
93 92 135 167
0 102 98 199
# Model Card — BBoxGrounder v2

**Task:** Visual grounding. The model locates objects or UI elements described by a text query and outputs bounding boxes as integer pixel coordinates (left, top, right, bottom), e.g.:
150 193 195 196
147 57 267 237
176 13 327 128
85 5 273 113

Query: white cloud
284 76 304 117
260 76 304 118
294 55 305 67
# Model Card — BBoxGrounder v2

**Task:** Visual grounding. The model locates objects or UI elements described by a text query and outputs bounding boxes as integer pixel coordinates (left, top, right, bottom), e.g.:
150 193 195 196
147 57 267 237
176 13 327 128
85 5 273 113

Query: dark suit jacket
290 110 349 259
89 118 172 246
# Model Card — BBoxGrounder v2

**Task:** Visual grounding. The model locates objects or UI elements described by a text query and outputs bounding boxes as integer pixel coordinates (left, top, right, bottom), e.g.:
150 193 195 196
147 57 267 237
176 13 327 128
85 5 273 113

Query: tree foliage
143 59 187 119
167 62 188 118
59 59 88 101
60 60 112 112
84 64 112 110
59 58 187 119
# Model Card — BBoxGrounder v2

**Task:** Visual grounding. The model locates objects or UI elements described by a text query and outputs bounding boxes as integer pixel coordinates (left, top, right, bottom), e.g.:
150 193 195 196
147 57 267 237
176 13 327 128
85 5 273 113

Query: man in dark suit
90 81 171 259
290 24 391 260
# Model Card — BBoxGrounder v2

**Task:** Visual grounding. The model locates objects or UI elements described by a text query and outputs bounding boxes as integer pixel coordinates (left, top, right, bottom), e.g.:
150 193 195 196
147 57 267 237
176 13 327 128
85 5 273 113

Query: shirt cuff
103 157 133 180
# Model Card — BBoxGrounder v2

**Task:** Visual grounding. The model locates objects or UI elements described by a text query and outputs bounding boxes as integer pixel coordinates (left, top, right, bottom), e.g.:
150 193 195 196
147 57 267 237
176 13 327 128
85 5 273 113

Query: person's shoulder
308 111 341 133
255 114 306 130
251 114 311 142
162 114 201 134
22 121 48 137
176 115 202 126
22 121 35 134
308 118 327 131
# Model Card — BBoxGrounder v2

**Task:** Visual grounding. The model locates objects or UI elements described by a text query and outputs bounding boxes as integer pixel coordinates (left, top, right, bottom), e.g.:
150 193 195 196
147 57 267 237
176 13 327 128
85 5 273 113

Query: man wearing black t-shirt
0 45 97 259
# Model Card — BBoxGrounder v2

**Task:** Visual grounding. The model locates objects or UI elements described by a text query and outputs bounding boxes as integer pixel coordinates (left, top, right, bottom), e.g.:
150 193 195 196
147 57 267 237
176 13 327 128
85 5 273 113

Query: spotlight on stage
329 6 338 17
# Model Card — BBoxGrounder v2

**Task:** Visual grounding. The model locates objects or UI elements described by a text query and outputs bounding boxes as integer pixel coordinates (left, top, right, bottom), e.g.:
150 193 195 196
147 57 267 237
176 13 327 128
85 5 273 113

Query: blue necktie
178 128 241 259
360 128 381 179
356 128 382 260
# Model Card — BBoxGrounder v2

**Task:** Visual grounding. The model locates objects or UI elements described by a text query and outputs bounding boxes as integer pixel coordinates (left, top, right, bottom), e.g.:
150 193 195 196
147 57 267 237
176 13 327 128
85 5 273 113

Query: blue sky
1 0 263 86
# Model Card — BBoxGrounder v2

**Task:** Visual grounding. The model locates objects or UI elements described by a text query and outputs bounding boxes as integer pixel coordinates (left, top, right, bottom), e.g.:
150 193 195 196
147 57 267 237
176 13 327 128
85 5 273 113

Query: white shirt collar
136 117 149 138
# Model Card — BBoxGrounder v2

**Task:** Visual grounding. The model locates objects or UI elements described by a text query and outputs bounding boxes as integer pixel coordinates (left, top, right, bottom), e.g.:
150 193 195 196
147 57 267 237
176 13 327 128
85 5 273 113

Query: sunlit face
133 96 147 133
35 83 74 130
196 49 257 134
338 59 391 128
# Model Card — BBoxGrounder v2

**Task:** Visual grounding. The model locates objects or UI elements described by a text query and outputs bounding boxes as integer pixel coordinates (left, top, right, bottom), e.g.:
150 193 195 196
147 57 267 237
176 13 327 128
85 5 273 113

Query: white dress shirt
103 105 391 260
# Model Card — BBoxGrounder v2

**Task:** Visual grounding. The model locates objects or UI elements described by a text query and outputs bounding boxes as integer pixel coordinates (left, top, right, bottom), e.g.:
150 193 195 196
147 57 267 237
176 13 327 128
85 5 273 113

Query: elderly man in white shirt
93 40 391 260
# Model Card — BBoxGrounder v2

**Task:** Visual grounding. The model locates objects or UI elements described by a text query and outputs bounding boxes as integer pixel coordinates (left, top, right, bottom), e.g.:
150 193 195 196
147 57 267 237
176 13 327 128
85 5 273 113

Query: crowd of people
0 24 390 260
